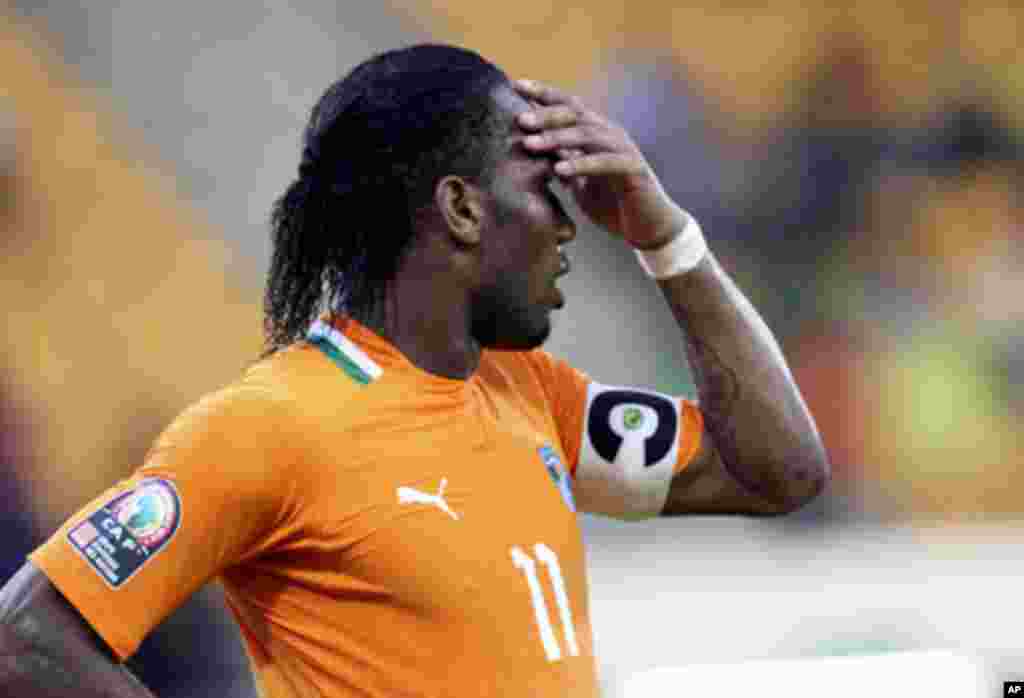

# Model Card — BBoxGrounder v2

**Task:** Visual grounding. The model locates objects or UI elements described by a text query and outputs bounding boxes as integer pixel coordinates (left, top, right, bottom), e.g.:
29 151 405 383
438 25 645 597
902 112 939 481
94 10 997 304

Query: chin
504 322 551 350
474 308 552 351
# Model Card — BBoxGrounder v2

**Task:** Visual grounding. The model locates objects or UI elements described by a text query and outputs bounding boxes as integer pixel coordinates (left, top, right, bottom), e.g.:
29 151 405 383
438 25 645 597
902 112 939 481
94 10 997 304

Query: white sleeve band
634 210 708 279
573 383 682 520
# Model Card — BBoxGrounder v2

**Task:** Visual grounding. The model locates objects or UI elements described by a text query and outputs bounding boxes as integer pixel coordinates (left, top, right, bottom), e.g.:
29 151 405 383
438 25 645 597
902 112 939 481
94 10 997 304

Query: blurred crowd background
1 1 1021 695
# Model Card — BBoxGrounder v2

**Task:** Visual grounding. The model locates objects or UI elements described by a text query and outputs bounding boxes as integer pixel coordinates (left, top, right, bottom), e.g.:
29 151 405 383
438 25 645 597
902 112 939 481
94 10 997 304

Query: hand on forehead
492 82 535 123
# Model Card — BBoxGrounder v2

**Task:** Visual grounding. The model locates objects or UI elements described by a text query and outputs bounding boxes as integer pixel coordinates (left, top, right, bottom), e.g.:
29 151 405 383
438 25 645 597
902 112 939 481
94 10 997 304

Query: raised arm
655 250 828 515
513 78 829 516
0 561 157 698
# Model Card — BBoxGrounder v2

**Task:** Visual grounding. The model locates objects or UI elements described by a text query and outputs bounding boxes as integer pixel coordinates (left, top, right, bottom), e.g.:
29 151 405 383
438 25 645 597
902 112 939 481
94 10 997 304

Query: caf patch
539 445 576 512
67 478 181 588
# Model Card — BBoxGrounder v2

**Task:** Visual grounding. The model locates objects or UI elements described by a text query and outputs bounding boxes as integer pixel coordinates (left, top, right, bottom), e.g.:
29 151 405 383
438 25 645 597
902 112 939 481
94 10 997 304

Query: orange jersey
31 316 702 697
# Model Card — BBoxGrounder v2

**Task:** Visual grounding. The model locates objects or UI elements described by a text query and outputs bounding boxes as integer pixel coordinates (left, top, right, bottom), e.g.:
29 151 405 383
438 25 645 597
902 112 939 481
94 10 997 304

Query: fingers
557 148 588 191
516 84 606 133
515 80 619 157
521 120 646 178
515 78 649 181
518 104 582 131
553 152 646 178
514 78 584 110
523 124 613 154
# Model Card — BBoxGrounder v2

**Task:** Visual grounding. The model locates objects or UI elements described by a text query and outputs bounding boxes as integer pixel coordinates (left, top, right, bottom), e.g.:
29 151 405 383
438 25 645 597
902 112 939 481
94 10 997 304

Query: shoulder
479 349 590 421
223 341 369 421
148 347 332 464
163 360 298 438
140 351 331 499
481 348 588 387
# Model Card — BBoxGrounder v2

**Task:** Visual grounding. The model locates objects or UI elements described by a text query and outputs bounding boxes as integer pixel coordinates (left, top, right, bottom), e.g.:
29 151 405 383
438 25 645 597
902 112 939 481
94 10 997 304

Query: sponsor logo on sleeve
66 478 181 588
574 384 683 516
585 387 679 469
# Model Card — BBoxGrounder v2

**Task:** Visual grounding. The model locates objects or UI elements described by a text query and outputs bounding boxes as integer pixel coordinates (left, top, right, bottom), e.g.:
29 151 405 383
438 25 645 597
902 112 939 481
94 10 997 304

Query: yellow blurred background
2 1 1022 695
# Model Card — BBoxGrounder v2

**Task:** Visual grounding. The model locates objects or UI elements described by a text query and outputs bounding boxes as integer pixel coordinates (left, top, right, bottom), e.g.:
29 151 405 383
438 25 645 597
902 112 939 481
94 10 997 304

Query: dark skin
355 84 576 377
0 563 154 697
505 79 828 514
0 80 828 695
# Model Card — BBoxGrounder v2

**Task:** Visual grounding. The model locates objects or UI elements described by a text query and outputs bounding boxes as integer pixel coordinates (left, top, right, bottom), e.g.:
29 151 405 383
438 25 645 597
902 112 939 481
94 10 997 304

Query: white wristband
634 211 708 279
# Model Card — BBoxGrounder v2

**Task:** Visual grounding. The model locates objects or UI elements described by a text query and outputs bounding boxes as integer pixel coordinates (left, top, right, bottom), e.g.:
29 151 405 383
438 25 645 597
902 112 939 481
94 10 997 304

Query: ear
435 175 484 247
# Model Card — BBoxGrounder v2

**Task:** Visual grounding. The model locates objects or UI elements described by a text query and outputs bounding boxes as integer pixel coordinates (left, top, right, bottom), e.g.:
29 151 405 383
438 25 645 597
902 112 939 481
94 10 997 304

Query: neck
352 274 481 381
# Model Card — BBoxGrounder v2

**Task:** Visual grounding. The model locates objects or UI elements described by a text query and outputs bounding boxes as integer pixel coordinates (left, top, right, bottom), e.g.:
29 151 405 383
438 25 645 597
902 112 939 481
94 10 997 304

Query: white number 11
510 543 579 662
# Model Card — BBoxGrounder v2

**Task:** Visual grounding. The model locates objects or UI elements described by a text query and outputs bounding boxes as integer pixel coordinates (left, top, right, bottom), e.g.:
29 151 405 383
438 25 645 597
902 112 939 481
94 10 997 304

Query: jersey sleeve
524 350 704 519
29 384 304 661
520 350 590 474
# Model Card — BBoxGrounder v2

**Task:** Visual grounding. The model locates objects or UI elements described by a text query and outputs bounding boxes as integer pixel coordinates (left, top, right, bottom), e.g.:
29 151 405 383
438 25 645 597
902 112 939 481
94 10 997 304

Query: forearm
659 251 829 509
508 78 827 510
0 566 156 698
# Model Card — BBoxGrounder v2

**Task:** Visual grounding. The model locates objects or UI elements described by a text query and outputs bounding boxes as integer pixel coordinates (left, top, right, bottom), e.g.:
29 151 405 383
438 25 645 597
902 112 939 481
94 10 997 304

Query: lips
550 250 570 308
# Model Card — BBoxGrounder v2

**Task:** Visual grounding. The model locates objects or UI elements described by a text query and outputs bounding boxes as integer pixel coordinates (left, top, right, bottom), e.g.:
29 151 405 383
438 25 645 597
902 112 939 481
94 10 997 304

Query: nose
548 183 576 243
555 204 576 244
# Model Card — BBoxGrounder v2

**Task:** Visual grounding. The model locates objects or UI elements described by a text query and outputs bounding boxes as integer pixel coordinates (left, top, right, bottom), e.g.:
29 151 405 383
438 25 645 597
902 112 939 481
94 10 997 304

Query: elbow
733 445 830 517
0 610 28 655
0 616 36 686
769 446 831 515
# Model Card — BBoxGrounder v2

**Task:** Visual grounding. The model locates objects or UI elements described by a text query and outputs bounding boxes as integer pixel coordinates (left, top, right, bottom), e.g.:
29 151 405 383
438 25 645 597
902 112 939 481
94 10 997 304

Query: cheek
527 188 563 226
524 191 549 218
484 187 558 280
521 194 559 255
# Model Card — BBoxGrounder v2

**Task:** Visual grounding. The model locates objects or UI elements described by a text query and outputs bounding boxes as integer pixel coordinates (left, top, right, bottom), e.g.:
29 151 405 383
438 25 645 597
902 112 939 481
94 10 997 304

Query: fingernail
517 78 535 90
519 112 537 126
555 160 572 175
524 134 543 147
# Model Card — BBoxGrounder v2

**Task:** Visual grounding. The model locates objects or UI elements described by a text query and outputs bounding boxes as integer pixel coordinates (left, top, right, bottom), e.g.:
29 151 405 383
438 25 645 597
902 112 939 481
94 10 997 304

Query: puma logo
396 478 460 520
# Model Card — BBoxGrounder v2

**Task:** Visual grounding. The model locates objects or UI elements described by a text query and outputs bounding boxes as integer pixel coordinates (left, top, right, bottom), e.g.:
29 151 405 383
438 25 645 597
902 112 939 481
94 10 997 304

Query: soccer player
0 45 828 697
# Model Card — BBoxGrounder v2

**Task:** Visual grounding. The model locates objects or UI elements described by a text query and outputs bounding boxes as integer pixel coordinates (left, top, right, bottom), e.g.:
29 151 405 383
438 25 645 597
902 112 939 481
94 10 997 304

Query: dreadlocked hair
263 44 510 354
